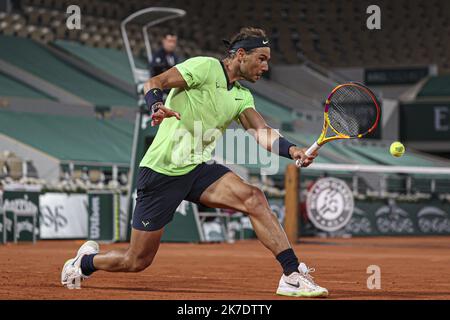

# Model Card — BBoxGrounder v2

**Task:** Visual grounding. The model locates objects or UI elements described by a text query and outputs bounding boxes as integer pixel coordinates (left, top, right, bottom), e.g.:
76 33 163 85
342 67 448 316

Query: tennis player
62 27 328 297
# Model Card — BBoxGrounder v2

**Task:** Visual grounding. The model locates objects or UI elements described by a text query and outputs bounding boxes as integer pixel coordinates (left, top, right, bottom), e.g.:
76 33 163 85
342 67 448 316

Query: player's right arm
143 67 187 126
239 108 317 167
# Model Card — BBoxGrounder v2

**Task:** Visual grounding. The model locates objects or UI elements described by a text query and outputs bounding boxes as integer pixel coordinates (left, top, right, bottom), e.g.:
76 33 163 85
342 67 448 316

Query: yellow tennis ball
390 141 405 157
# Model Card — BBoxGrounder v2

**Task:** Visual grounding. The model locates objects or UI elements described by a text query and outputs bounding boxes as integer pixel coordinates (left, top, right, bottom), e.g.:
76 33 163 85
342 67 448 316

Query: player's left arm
238 108 317 167
143 57 212 126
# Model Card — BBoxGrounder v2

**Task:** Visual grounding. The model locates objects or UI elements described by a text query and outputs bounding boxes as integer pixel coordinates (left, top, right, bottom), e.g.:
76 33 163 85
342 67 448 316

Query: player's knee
243 186 270 217
123 255 153 272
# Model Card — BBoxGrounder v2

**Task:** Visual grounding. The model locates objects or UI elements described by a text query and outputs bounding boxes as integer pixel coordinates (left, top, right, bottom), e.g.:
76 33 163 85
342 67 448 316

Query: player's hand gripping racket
296 82 381 167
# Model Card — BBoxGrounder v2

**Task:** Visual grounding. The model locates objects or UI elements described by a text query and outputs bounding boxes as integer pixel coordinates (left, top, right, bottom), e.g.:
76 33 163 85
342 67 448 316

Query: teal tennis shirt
140 56 255 176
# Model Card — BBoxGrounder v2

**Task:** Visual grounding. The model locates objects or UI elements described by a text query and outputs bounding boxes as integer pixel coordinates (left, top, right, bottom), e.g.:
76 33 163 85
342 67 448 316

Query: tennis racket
296 82 381 167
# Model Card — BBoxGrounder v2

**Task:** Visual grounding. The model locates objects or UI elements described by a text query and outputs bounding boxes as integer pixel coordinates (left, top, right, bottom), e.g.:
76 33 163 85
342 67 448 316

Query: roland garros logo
306 177 354 232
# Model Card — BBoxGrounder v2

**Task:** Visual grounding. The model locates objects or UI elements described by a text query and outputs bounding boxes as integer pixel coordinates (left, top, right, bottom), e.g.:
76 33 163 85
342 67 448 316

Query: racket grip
295 142 321 167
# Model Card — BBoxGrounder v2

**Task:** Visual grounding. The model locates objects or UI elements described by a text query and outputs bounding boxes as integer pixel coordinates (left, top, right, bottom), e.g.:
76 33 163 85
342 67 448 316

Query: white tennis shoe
276 262 328 297
61 240 99 289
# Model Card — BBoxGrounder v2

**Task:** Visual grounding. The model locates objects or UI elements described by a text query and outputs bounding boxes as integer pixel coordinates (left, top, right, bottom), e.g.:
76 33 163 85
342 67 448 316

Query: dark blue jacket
150 48 179 77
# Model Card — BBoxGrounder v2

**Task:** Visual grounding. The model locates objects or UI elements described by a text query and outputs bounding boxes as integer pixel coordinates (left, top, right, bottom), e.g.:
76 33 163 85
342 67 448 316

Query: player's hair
229 27 267 44
163 32 177 38
226 27 267 57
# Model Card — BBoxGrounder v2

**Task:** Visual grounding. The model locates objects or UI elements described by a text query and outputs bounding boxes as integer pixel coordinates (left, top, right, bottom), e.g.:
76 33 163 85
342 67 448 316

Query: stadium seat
71 169 83 180
0 110 134 170
0 71 53 99
88 169 103 184
6 0 450 72
418 75 450 97
24 160 39 179
0 156 6 179
5 155 23 181
0 35 138 106
0 21 14 35
12 22 27 37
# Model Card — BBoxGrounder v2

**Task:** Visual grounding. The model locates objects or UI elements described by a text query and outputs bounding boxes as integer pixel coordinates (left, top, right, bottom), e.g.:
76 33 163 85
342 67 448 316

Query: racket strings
329 102 361 136
328 85 378 137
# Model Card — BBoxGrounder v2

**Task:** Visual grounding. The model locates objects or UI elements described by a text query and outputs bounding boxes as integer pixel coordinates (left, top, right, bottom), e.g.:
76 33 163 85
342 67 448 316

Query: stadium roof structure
0 35 137 107
0 110 133 180
417 75 450 100
0 71 54 100
53 39 148 86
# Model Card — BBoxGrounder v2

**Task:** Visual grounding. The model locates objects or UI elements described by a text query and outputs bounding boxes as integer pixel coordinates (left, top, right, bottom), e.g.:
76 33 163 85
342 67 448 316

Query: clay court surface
1 237 449 300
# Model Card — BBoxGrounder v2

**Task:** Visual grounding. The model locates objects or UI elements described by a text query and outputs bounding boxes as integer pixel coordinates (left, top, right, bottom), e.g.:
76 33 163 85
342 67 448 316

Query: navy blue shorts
132 162 231 231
